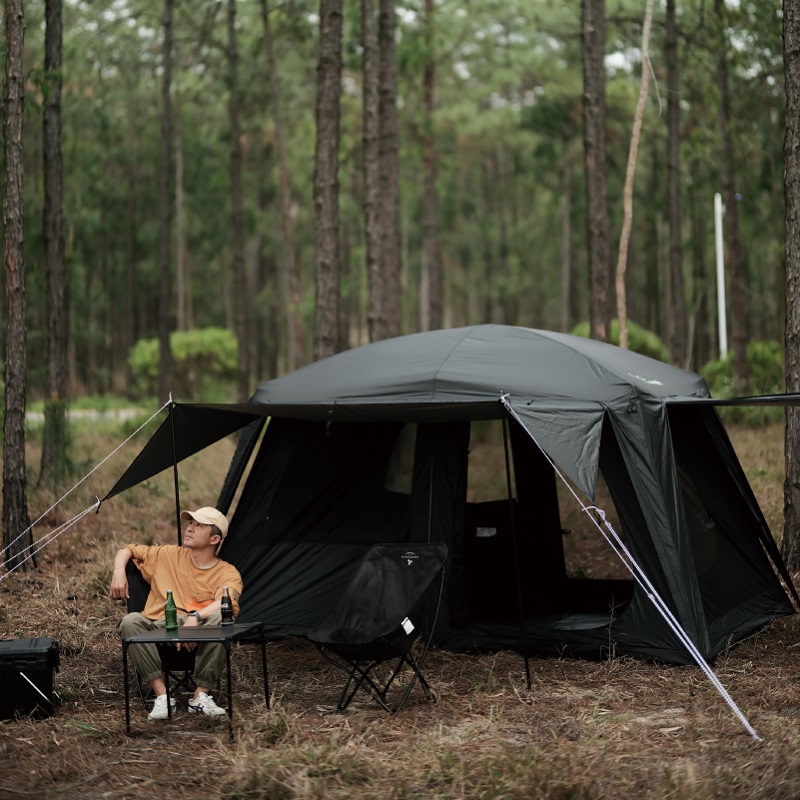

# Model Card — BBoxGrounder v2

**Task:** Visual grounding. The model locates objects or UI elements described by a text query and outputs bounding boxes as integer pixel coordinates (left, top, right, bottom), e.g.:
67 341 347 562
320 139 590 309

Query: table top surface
123 621 265 645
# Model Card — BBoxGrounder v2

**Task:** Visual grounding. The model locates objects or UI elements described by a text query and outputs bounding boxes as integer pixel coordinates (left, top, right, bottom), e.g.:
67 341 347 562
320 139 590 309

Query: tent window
467 420 514 502
384 423 416 495
560 469 629 581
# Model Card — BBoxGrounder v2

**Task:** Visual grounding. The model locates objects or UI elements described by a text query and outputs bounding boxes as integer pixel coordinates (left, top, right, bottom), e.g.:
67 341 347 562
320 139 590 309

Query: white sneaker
187 692 226 717
148 694 176 720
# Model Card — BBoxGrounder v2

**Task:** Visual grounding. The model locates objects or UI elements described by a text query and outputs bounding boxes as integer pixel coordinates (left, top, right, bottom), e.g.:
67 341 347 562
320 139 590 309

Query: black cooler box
0 637 59 719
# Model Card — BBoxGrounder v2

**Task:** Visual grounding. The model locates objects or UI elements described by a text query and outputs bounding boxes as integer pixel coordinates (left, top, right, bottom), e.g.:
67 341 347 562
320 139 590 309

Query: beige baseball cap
180 507 229 538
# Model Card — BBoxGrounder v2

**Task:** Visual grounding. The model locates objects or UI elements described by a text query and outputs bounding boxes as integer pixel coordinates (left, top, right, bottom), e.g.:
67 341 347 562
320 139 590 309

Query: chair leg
317 644 434 714
336 668 360 711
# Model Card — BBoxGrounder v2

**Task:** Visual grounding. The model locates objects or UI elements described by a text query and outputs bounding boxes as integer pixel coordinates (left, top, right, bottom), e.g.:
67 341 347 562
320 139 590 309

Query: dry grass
0 419 798 800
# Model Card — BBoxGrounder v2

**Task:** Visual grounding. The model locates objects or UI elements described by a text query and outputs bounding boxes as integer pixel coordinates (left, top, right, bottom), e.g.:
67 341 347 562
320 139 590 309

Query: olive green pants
118 610 226 689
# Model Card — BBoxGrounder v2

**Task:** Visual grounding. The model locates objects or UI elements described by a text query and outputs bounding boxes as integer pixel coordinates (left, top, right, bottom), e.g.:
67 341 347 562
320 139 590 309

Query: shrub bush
128 327 238 402
701 340 783 425
570 319 671 363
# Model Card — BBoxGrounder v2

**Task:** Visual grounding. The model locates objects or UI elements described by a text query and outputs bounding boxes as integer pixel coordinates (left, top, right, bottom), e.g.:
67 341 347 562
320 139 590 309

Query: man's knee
118 611 151 638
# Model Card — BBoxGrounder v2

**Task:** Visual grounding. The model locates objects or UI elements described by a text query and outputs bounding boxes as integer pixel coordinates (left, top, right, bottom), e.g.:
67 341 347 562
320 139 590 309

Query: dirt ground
0 420 798 800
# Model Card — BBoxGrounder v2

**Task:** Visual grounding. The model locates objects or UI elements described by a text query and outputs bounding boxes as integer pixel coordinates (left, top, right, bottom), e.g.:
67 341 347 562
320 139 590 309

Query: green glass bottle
165 589 178 631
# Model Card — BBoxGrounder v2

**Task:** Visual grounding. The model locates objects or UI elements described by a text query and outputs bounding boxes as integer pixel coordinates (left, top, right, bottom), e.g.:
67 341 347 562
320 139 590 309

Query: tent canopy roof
251 325 711 419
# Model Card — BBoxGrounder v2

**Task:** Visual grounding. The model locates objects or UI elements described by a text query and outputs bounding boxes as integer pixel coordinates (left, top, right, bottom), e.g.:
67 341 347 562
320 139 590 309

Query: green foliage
11 0 791 396
570 320 671 363
128 328 238 402
702 340 783 426
702 340 783 396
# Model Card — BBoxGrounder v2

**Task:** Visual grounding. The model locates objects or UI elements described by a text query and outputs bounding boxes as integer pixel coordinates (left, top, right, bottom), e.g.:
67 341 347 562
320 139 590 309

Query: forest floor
0 418 799 800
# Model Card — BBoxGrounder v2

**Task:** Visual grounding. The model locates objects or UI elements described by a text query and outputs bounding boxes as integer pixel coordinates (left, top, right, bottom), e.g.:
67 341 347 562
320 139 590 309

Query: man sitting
110 506 243 720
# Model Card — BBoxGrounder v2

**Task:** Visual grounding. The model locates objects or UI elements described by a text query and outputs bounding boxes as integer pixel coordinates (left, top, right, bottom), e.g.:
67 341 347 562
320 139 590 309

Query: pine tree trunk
175 90 188 332
261 0 303 369
644 149 661 336
3 0 33 571
362 0 384 342
378 0 402 339
666 0 687 367
715 0 749 388
560 144 573 333
782 0 800 572
228 0 250 399
125 154 139 396
313 0 342 360
157 0 174 403
581 0 611 342
688 172 710 371
614 0 653 351
41 0 68 488
481 155 496 323
419 0 442 332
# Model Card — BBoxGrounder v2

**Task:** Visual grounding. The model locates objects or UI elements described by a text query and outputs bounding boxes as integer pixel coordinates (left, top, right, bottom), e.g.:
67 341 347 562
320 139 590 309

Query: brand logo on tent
628 372 664 386
401 551 418 566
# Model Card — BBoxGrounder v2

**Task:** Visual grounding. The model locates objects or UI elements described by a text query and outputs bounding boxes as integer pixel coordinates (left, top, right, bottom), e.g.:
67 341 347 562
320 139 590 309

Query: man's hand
176 613 199 651
109 548 133 601
108 568 129 601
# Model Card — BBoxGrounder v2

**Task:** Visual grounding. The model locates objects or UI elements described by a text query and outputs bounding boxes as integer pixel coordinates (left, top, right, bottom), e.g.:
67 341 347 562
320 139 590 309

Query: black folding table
122 621 269 737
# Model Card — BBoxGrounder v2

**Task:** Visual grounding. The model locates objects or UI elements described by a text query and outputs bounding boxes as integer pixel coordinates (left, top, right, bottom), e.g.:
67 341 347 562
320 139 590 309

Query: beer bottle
165 589 178 631
220 586 234 625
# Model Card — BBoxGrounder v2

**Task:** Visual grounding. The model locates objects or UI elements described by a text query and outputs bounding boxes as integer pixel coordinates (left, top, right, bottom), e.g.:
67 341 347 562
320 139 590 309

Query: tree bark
666 0 687 367
560 144 574 333
313 0 342 360
256 141 280 379
378 0 402 339
261 0 303 370
615 0 653 351
581 0 611 342
783 0 800 572
40 0 68 488
228 0 250 399
715 0 749 388
3 0 33 571
157 0 174 403
362 0 384 342
175 89 188 332
419 0 442 332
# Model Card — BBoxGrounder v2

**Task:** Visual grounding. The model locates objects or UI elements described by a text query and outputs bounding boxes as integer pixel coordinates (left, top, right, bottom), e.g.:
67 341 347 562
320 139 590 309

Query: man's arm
109 548 133 601
182 598 222 627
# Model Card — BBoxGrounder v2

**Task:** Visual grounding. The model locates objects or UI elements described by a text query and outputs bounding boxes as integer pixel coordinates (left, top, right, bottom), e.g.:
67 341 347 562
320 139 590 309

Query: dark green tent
108 325 797 664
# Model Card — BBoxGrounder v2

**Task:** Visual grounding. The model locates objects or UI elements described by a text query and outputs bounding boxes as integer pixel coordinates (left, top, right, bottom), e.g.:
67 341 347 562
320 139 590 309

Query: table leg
123 642 131 735
226 642 233 740
165 667 173 719
260 629 270 711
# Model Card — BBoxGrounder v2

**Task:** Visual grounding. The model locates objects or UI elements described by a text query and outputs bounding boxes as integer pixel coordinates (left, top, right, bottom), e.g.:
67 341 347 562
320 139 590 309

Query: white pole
714 193 728 360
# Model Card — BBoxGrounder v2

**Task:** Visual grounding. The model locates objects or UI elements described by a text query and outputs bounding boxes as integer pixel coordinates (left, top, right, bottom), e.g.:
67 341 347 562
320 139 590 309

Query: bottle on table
165 589 178 631
220 585 234 625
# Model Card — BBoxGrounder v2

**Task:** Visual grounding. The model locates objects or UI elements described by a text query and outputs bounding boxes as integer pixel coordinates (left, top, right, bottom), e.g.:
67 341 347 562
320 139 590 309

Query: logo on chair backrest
401 551 418 566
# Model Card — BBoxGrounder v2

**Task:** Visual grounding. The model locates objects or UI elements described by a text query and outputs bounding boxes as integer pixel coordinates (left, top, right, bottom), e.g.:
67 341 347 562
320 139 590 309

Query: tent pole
168 398 183 546
502 416 531 690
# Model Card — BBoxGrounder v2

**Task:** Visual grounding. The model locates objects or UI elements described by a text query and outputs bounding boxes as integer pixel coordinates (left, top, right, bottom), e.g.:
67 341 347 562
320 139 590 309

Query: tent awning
102 404 266 502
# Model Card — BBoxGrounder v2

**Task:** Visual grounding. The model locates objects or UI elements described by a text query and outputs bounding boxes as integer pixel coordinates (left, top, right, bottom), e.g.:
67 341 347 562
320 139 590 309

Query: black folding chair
125 561 197 707
307 543 447 714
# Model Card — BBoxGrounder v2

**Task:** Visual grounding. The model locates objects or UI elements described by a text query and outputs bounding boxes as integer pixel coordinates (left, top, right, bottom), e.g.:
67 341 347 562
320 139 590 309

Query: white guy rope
0 400 169 564
0 400 172 581
1 503 99 580
500 395 762 742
